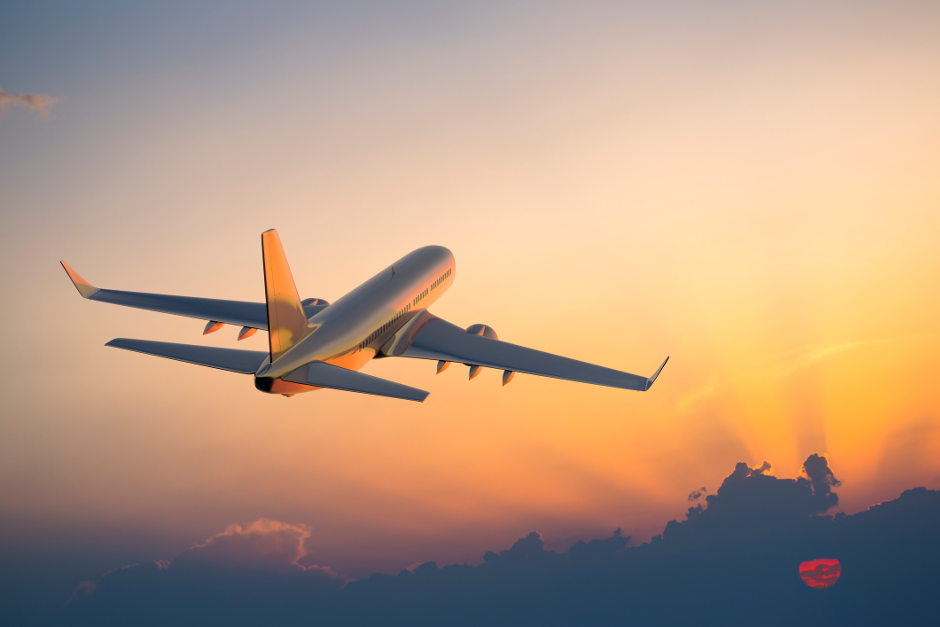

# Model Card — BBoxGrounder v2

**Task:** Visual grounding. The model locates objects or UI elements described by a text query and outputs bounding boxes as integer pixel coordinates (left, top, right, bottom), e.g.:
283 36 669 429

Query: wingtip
60 261 99 298
645 356 669 391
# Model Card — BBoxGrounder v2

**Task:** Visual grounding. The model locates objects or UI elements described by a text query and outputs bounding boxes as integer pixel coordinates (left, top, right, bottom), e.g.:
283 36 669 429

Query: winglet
60 261 100 299
644 356 669 391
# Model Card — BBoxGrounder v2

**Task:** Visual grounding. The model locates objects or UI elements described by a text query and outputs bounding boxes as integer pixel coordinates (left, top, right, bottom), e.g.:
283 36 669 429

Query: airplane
61 230 668 402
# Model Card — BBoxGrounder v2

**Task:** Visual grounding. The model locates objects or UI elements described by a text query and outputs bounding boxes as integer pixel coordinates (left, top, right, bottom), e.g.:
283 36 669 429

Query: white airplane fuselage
255 245 455 395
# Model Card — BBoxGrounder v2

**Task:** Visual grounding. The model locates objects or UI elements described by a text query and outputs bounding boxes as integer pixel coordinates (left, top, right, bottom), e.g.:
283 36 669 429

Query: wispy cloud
176 518 347 578
679 334 940 409
0 85 60 115
677 376 720 409
776 333 938 378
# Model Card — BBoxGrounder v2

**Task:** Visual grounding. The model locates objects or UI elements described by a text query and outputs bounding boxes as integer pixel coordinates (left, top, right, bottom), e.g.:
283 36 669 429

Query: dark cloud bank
50 455 940 626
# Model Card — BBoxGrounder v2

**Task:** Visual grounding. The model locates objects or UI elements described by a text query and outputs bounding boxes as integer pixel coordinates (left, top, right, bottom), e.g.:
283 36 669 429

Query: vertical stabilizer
261 230 309 362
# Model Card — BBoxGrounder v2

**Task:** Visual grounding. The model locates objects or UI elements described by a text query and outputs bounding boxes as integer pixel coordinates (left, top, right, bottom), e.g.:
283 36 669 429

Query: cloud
0 86 60 115
172 519 314 573
58 456 940 626
677 377 719 408
483 531 550 564
566 528 629 564
167 518 347 583
59 518 349 626
775 333 939 378
803 453 841 496
659 455 839 551
750 461 772 475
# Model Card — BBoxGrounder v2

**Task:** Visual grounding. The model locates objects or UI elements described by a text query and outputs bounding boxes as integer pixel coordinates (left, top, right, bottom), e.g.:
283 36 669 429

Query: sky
1 0 939 623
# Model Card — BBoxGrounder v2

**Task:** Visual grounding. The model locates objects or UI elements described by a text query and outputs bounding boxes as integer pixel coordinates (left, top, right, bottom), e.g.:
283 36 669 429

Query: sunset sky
1 1 939 620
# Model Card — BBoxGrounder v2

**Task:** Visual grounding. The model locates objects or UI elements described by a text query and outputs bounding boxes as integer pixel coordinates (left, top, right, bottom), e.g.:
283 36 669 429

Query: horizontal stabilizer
106 339 268 374
282 362 429 403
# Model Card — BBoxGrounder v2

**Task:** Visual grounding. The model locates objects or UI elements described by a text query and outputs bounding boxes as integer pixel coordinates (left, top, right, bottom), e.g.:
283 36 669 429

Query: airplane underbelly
325 348 375 371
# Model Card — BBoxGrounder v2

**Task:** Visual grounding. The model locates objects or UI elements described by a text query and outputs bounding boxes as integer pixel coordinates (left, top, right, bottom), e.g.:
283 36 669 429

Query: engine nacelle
302 298 330 321
465 324 498 340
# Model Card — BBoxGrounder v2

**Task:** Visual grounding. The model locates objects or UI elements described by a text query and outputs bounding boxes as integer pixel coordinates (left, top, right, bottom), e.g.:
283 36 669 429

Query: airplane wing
388 312 667 391
61 261 327 331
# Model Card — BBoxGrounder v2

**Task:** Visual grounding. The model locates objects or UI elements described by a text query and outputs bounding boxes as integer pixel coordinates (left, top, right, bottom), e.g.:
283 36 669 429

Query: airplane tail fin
261 230 310 362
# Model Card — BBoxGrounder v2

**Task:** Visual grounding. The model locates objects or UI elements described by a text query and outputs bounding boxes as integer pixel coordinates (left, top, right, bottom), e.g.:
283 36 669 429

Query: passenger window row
430 268 451 292
360 268 451 351
359 299 414 350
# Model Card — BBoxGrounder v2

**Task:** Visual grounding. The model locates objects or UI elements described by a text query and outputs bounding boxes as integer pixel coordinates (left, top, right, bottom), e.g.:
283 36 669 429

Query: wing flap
397 314 662 391
106 339 268 374
282 362 429 402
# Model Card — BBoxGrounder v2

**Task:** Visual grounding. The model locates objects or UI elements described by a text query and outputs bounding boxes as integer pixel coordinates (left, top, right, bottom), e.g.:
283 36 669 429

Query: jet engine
439 325 503 380
465 324 498 340
302 297 330 321
464 324 499 382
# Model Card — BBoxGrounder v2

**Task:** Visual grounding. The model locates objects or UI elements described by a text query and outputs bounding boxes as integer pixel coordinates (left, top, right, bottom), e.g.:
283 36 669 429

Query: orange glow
799 559 841 588
2 1 939 578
